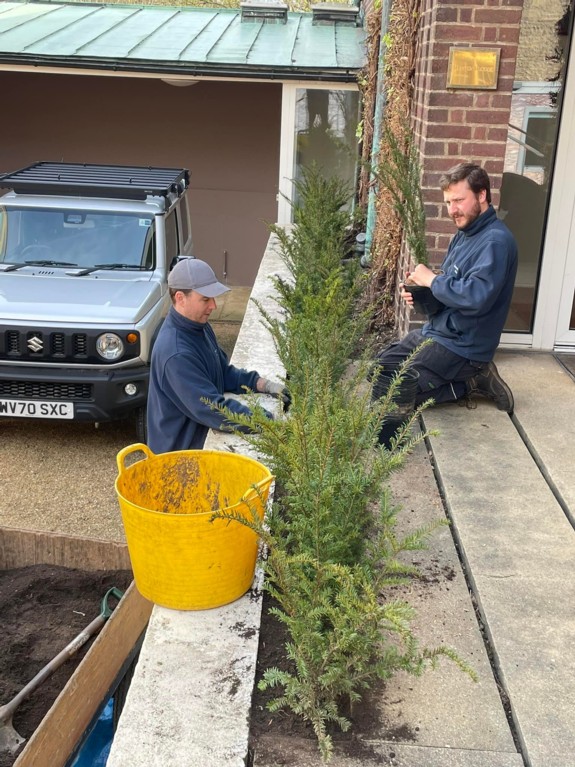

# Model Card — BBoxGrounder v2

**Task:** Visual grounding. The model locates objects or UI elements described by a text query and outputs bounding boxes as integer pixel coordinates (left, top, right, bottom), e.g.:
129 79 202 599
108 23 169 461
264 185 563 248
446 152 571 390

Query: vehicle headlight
96 333 125 360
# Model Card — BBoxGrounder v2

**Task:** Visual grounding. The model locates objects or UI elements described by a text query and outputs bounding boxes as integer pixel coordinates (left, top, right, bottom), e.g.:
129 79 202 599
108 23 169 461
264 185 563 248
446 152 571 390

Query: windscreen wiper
94 263 149 270
68 263 149 276
0 263 27 272
25 259 78 267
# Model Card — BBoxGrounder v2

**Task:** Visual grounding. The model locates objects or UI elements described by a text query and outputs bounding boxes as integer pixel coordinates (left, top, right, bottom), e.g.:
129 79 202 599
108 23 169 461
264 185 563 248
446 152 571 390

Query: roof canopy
0 0 366 82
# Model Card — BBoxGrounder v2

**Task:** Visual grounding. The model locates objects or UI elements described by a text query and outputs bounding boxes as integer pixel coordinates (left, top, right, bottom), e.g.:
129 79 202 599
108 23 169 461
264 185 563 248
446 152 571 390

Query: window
522 109 556 171
293 88 359 210
0 208 154 268
164 210 179 264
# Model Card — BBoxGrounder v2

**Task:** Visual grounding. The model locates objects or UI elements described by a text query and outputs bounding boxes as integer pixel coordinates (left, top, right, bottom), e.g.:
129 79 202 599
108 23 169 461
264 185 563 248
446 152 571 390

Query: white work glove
261 379 291 410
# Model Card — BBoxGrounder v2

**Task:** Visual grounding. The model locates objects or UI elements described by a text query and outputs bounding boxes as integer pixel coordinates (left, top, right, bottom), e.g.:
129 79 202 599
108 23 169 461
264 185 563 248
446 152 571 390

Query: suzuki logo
27 335 43 352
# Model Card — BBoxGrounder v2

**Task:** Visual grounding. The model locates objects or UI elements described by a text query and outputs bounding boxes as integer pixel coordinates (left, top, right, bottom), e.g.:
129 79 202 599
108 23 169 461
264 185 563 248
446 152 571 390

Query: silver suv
0 162 193 439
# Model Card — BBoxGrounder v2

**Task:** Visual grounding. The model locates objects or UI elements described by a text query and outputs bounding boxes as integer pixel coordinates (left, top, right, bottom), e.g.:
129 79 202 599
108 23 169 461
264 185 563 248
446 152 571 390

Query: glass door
278 83 360 224
531 2 575 351
500 1 573 347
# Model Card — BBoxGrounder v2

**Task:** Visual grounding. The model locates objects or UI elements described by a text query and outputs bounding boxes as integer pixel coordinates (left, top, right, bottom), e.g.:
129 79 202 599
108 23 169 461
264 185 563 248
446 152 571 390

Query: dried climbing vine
359 0 423 335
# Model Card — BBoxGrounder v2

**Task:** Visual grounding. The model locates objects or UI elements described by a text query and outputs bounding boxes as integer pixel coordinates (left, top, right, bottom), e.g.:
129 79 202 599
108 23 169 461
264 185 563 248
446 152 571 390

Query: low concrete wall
106 233 287 767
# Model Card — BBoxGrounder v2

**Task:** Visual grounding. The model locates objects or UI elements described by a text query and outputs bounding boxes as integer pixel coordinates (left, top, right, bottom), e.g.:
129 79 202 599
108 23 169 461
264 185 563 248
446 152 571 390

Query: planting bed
0 564 132 767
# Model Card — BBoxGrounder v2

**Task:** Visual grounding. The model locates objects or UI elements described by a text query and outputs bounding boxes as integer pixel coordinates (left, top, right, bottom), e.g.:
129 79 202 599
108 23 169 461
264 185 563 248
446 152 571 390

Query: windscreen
0 207 155 269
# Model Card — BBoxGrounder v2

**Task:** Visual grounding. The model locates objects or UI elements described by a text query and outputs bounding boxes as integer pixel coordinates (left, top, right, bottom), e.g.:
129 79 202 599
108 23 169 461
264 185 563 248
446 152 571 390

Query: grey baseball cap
168 258 230 298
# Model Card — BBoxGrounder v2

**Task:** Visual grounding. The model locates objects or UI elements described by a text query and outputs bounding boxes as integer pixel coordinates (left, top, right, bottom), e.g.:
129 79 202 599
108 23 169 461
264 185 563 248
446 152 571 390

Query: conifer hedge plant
216 167 475 762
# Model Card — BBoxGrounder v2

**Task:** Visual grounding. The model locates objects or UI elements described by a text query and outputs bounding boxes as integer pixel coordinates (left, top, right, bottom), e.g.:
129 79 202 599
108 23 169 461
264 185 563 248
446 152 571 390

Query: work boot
466 362 514 414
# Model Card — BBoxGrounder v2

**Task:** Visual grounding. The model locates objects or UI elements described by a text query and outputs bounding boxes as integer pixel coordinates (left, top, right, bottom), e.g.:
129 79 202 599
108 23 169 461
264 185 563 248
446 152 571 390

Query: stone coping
106 233 286 767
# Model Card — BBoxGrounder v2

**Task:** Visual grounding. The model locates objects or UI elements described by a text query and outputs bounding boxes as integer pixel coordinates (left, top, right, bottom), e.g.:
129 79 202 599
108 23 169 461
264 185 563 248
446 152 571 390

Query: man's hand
257 378 291 410
408 263 437 287
399 279 414 305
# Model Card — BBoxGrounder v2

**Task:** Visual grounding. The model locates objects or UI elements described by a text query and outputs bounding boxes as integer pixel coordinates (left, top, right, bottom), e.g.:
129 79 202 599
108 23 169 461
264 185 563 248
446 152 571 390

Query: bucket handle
241 475 274 503
116 443 155 474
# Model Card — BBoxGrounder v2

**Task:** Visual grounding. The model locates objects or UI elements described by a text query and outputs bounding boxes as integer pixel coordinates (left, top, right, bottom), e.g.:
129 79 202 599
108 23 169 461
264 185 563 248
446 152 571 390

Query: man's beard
452 198 482 229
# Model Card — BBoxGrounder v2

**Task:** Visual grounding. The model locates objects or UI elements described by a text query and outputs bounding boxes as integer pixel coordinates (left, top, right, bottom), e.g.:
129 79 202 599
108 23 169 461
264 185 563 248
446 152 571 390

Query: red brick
459 8 473 23
435 6 458 23
499 59 519 77
421 168 455 188
474 93 492 108
427 217 458 234
473 126 488 140
462 143 504 157
449 109 466 123
487 127 509 142
422 186 445 204
429 91 475 108
465 109 510 124
427 108 450 123
496 26 521 44
424 203 442 219
436 25 484 44
426 122 473 139
491 93 512 108
431 42 453 60
475 8 522 23
422 140 451 156
437 235 452 251
497 76 517 94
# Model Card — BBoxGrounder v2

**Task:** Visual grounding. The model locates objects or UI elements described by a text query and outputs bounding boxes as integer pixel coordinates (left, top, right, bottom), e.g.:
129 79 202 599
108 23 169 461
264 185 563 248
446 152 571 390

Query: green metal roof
0 1 366 81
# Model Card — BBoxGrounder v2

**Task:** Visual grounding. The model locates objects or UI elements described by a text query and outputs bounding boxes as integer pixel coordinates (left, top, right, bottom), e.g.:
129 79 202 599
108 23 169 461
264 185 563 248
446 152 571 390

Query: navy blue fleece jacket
147 307 265 453
423 206 518 362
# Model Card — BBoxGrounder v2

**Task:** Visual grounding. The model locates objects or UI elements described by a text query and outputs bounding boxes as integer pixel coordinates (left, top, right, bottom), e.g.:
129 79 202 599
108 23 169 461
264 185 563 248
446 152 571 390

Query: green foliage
216 166 473 761
372 121 428 265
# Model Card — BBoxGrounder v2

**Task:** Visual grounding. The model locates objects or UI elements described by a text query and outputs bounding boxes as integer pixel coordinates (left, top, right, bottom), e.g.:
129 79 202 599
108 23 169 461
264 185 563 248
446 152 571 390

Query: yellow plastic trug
115 444 273 611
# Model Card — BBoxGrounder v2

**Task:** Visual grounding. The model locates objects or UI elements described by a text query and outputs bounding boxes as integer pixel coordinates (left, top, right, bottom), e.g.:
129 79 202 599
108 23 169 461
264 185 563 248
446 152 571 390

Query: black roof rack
0 162 190 200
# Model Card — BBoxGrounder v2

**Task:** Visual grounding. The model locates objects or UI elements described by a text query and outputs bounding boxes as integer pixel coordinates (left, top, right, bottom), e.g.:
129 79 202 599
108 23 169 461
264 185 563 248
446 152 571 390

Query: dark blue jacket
423 206 518 362
147 307 263 453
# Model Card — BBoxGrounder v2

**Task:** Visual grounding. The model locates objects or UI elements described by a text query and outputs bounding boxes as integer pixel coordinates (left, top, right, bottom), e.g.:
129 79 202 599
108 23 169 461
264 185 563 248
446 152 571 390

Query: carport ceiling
0 0 366 81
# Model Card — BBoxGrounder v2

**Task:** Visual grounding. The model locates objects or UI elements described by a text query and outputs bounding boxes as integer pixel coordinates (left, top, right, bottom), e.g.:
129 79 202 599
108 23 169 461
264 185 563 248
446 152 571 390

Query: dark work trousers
375 329 484 406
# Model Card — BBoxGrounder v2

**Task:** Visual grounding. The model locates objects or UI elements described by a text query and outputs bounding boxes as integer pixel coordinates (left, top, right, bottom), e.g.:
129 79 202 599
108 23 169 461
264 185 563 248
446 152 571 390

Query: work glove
261 379 291 411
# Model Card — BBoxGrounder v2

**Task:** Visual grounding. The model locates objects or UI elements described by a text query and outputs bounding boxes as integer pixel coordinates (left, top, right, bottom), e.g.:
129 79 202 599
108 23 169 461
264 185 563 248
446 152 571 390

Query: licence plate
0 399 74 419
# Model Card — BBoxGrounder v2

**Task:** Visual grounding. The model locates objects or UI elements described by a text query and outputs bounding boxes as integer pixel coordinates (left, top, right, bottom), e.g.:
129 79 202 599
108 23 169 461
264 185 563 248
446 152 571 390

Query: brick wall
410 0 523 274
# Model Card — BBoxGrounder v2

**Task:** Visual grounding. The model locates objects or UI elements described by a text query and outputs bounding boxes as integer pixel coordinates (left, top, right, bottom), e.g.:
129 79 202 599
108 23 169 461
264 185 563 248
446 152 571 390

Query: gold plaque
447 47 500 90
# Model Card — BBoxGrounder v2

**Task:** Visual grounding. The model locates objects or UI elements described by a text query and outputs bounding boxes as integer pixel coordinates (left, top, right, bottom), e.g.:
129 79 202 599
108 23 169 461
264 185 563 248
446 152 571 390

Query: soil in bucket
371 366 420 448
115 445 273 611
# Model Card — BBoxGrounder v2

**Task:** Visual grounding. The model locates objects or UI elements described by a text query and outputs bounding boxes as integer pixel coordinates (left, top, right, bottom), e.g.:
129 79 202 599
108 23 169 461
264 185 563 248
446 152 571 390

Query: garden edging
105 233 287 767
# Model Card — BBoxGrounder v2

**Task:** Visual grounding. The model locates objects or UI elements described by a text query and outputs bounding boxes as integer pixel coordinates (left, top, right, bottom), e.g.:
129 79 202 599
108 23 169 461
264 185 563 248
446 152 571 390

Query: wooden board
0 527 131 571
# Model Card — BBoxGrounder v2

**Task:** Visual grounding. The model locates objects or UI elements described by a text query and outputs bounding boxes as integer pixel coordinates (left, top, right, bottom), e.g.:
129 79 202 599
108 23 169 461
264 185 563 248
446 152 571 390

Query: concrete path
422 351 575 767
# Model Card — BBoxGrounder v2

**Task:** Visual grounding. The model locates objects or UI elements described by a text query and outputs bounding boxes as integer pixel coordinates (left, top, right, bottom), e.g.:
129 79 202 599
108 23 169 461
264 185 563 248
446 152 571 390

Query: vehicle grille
0 381 92 400
3 329 89 362
1 326 140 364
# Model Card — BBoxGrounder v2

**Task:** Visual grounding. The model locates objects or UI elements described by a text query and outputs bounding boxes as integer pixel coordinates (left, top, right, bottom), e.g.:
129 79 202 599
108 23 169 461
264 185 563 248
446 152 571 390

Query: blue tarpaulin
70 698 114 767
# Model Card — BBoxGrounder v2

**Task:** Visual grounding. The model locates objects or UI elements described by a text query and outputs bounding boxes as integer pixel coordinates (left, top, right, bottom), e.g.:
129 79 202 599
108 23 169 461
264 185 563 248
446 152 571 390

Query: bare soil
0 564 133 767
249 592 398 765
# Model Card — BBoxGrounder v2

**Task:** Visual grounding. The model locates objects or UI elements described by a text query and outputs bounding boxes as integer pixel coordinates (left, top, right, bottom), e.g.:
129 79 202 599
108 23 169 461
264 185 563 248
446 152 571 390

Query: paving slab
351 440 516 753
497 351 575 520
256 733 524 767
422 353 575 767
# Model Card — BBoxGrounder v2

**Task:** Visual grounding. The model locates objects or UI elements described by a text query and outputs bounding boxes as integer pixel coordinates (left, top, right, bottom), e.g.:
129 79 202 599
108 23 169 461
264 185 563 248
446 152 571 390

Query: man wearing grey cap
147 257 286 453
